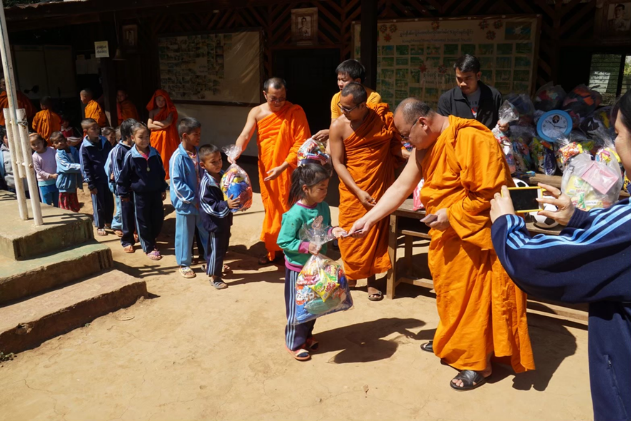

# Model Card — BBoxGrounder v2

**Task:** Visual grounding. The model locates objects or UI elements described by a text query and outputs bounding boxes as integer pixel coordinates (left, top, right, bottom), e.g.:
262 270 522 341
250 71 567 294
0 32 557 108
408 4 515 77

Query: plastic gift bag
413 179 425 211
493 101 520 174
298 138 330 166
292 218 353 325
530 137 557 175
510 126 536 173
505 93 535 126
562 153 623 211
534 82 566 112
563 85 602 127
220 145 253 213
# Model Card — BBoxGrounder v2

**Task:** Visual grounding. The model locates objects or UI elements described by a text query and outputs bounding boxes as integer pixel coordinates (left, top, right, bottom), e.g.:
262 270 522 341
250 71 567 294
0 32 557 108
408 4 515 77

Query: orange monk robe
84 99 107 127
338 103 405 280
419 115 534 373
258 102 310 260
147 89 179 180
118 99 139 122
32 110 62 143
0 91 35 126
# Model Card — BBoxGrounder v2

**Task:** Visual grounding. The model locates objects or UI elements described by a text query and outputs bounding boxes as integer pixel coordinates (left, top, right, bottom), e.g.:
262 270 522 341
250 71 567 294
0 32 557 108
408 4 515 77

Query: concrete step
0 269 147 354
0 242 113 306
0 191 94 260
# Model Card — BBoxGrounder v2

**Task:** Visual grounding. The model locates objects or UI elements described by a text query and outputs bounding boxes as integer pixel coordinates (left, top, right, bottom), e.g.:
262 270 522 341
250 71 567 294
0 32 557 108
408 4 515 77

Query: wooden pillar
360 0 378 90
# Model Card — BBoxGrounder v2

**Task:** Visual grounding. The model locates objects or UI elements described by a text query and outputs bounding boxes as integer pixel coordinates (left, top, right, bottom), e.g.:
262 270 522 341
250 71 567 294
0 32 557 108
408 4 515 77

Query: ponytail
288 163 331 206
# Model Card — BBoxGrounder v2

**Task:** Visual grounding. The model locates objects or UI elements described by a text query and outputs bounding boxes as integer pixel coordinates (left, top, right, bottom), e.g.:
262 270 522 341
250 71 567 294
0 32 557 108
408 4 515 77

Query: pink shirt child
32 147 57 185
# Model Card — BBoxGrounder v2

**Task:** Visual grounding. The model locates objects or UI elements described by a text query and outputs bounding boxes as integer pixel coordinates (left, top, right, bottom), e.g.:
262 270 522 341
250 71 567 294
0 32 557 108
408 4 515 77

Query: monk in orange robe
147 89 179 180
232 78 310 264
349 98 534 390
117 89 139 122
0 78 35 126
329 83 404 300
32 96 61 143
80 89 107 127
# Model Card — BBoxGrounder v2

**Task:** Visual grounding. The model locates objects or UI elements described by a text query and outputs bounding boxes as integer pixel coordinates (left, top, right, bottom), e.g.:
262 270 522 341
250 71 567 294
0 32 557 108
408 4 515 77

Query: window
589 54 631 105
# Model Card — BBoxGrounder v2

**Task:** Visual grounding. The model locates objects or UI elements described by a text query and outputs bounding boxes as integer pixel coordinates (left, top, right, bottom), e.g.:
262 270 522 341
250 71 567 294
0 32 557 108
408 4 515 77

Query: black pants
133 191 164 253
120 195 136 247
91 183 114 229
204 229 230 277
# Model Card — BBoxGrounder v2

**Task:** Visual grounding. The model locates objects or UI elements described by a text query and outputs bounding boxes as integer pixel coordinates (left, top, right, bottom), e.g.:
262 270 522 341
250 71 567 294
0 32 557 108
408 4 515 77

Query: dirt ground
0 187 592 421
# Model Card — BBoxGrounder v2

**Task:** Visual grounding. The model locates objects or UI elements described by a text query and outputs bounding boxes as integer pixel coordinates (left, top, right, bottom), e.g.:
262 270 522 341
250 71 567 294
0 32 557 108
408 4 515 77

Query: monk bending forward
329 83 404 301
349 98 534 390
232 78 310 265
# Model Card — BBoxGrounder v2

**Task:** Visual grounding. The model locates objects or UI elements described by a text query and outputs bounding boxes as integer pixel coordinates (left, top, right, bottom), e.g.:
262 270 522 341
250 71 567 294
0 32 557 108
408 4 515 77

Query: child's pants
120 195 136 247
133 191 164 253
108 182 122 231
205 229 230 277
285 266 316 351
59 191 80 212
39 183 59 207
175 213 208 267
91 183 114 229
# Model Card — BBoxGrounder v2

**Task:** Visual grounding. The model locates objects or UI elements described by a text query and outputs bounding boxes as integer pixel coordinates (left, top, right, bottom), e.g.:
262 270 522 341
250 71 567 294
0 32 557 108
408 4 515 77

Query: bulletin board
157 29 263 106
353 16 541 109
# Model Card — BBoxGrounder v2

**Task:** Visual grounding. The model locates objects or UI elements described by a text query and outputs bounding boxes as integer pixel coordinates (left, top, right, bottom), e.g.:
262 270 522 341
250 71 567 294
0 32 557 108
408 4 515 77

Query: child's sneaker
179 266 196 278
211 278 228 289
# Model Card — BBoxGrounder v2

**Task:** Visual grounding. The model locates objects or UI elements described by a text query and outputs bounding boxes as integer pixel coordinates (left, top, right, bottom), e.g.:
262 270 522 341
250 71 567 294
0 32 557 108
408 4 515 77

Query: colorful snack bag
298 138 330 166
221 145 253 212
534 82 566 112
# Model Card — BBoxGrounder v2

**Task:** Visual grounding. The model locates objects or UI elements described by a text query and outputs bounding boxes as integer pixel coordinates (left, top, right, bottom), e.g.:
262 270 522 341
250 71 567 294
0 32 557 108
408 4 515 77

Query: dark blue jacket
491 200 631 421
79 136 112 190
117 145 166 198
199 170 232 233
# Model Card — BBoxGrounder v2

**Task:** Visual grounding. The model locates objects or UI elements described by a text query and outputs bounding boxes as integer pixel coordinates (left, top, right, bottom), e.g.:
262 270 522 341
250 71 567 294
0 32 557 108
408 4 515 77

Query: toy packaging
561 153 623 211
492 101 520 174
221 145 253 213
297 138 330 166
534 82 566 112
292 218 353 325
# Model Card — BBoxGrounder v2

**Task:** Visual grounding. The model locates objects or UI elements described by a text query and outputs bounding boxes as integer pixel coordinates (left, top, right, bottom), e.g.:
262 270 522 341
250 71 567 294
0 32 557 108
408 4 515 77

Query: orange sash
147 90 179 180
85 100 107 127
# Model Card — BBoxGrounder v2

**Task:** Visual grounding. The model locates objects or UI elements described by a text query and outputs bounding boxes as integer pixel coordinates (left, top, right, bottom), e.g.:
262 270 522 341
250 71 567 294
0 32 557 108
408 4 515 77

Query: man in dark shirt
438 55 505 130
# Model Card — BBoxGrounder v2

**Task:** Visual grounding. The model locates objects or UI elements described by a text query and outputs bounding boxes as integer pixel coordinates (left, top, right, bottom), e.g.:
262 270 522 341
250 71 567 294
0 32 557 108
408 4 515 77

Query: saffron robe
337 103 403 280
419 116 535 373
147 89 179 180
0 91 35 126
258 102 310 260
118 99 139 122
84 100 107 127
32 110 62 143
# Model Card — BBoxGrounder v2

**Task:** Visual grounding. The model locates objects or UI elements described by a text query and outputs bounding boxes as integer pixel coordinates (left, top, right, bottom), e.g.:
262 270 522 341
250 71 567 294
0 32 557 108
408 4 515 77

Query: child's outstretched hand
331 227 347 238
308 242 321 255
227 195 241 209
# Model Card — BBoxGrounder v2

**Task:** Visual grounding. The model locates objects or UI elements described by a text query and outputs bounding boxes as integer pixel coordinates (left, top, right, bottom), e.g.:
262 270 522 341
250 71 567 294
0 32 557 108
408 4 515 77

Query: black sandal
450 370 489 391
368 290 383 301
420 341 433 353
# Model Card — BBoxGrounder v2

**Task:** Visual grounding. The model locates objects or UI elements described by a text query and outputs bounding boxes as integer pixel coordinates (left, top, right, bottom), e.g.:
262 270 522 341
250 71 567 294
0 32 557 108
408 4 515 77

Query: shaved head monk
349 98 534 390
80 89 107 127
0 78 35 126
117 89 139 122
329 83 404 301
231 77 310 265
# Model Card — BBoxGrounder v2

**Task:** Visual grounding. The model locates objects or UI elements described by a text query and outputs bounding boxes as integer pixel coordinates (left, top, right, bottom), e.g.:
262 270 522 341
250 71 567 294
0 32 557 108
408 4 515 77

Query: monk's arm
285 110 311 168
233 107 258 162
329 122 359 196
148 112 174 130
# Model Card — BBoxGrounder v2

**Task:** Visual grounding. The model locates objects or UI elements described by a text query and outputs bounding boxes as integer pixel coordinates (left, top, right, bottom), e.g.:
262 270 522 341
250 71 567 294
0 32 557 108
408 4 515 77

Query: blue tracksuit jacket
169 144 202 215
117 145 167 198
491 199 631 421
199 170 233 233
105 141 133 185
79 136 112 190
55 147 82 193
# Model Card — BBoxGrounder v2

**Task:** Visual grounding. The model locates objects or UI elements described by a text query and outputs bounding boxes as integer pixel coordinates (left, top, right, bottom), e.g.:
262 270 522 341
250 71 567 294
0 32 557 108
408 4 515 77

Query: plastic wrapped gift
530 137 557 175
510 126 536 173
563 85 602 126
221 145 253 213
561 153 623 211
297 138 330 166
492 101 520 174
505 93 535 125
534 82 566 112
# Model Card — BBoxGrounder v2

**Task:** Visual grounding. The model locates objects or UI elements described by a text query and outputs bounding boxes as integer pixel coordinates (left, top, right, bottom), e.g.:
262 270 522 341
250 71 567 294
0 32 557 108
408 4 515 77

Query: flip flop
96 229 107 236
211 279 228 289
420 341 434 353
147 250 162 261
114 230 123 237
123 245 134 253
368 290 384 301
179 266 196 278
285 345 310 361
450 370 489 391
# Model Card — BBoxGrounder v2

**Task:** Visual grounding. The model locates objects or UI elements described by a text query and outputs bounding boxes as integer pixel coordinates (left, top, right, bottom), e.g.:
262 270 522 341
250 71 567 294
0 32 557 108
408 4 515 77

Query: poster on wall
157 30 262 105
353 16 540 109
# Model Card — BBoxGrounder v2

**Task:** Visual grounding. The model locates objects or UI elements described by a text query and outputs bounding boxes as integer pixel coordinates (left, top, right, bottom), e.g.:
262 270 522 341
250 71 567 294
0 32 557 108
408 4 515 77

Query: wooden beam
360 0 378 89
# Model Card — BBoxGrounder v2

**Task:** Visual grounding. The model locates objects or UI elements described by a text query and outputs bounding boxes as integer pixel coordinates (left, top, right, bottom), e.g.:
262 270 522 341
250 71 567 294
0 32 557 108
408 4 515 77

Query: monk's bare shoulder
330 115 352 140
251 103 273 122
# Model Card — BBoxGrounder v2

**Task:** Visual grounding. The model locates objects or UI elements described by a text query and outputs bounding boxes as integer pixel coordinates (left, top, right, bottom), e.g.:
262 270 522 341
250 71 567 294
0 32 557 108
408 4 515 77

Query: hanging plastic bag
492 101 520 174
293 218 353 325
220 145 253 213
297 138 330 166
413 179 425 211
561 153 622 211
534 82 566 112
505 93 535 126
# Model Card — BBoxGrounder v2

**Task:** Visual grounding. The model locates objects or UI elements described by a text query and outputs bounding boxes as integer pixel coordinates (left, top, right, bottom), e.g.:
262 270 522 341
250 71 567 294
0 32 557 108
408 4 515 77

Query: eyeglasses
266 95 286 104
337 102 363 113
401 118 418 142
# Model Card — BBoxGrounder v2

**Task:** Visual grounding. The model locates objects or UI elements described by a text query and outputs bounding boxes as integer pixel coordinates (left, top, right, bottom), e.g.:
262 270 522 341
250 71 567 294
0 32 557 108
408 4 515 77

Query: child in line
277 163 345 361
60 115 81 147
102 126 117 148
0 127 15 192
105 119 137 239
32 96 62 144
117 122 166 260
170 117 208 278
51 131 82 212
198 144 240 289
80 118 114 236
30 133 59 207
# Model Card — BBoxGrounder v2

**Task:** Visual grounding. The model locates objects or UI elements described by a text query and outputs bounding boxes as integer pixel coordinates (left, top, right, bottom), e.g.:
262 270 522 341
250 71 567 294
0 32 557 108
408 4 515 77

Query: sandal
133 233 139 243
305 337 319 351
123 245 134 253
179 266 196 278
368 290 384 302
223 264 231 273
420 341 434 353
285 345 310 361
147 250 162 261
450 370 489 391
96 229 107 236
211 278 228 289
114 230 123 237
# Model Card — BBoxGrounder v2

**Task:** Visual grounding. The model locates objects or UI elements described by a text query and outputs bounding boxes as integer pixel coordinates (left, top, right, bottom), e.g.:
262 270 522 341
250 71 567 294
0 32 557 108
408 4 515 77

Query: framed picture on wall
122 24 138 52
595 0 631 41
291 8 318 45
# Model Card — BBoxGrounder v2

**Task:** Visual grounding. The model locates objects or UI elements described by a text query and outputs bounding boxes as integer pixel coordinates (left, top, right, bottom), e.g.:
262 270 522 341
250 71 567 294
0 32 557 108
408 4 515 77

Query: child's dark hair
130 121 149 136
101 126 115 136
288 163 330 206
120 118 138 141
50 131 66 144
0 126 7 139
81 118 98 130
178 117 201 137
199 144 221 161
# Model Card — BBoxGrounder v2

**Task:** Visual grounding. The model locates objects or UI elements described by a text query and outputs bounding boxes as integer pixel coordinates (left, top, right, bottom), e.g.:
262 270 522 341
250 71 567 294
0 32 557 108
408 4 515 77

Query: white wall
176 104 258 157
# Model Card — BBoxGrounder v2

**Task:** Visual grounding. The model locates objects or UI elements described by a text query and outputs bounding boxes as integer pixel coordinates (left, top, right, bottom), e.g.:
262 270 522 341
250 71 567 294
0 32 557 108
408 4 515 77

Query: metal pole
0 0 42 225
2 108 27 219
